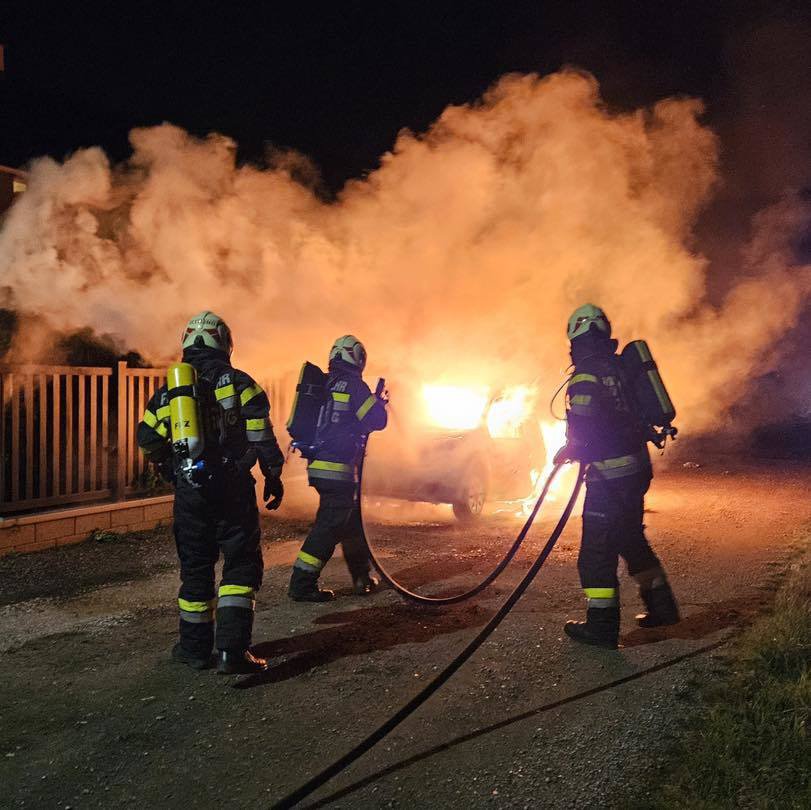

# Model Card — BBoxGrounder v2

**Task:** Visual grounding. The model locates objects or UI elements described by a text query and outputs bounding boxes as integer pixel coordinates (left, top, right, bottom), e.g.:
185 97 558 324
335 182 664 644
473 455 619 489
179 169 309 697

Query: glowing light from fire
541 420 568 469
421 384 489 430
422 383 540 436
486 386 537 439
520 419 569 513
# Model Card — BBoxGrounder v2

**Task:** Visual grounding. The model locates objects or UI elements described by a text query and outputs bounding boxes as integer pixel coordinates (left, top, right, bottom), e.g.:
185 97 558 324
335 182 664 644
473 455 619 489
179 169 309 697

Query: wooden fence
0 363 166 515
1 362 290 516
116 363 167 497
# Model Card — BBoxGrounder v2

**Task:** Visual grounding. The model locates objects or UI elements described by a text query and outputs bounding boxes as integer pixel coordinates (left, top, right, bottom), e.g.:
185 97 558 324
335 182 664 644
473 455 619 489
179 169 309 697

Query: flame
540 419 568 480
486 385 537 438
421 384 489 430
420 383 573 516
520 419 569 513
421 382 541 437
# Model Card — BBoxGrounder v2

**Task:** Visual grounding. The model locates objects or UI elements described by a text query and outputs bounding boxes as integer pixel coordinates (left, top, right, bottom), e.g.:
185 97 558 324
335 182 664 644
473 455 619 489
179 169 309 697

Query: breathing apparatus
619 339 677 448
286 335 385 459
167 362 210 487
560 305 678 450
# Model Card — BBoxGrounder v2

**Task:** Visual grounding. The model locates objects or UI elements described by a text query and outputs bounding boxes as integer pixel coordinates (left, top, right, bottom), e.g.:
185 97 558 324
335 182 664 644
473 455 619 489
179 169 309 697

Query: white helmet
181 311 233 356
567 304 611 341
329 335 367 370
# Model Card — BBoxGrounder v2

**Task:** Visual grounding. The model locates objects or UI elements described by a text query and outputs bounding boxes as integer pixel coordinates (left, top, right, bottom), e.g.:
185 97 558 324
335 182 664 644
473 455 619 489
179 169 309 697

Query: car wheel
452 464 488 522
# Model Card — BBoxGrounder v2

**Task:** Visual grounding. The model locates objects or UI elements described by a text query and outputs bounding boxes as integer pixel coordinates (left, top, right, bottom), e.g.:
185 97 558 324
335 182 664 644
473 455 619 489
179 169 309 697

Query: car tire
452 463 488 522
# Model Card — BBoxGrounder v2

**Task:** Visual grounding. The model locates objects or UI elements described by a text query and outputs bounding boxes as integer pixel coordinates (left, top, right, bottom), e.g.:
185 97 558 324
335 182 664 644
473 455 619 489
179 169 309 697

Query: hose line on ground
357 442 563 605
271 463 585 810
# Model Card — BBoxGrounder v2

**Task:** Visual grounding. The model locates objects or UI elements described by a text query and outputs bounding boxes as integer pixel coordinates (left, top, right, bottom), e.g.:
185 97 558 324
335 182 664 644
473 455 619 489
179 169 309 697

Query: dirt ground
1 459 808 809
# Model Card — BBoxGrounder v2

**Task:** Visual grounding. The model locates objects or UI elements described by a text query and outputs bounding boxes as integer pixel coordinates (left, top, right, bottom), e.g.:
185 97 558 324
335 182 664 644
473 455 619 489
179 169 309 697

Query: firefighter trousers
173 475 263 657
578 471 663 603
295 483 370 582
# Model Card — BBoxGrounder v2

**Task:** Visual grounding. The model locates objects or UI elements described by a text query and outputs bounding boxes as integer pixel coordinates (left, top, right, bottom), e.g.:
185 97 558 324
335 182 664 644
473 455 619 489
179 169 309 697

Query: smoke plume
1 69 808 433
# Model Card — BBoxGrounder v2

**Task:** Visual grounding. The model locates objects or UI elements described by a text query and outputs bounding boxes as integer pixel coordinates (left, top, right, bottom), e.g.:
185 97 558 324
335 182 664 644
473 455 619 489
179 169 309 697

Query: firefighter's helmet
181 311 234 356
567 304 611 341
329 335 367 370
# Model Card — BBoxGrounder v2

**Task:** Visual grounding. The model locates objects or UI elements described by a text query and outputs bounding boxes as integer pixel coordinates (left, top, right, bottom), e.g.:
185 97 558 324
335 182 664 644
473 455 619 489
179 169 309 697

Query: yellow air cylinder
167 362 204 460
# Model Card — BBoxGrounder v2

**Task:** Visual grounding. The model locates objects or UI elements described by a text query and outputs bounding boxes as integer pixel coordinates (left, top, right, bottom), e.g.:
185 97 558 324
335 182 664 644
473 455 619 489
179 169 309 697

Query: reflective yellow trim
297 551 323 569
356 395 376 420
332 392 351 403
592 454 637 470
155 422 169 438
215 384 236 401
156 405 171 420
178 598 216 612
246 417 268 431
569 373 599 386
240 383 263 406
218 584 255 597
570 394 592 406
142 410 157 427
309 459 352 472
584 587 616 599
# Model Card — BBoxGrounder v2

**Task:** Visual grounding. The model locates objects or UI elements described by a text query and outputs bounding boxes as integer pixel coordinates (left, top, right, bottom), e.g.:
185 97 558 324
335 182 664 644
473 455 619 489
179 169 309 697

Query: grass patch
642 552 810 809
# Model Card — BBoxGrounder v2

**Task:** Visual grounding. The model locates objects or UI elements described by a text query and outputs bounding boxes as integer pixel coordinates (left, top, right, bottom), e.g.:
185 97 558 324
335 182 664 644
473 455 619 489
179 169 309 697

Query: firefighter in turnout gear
556 304 680 649
289 335 388 602
137 311 285 674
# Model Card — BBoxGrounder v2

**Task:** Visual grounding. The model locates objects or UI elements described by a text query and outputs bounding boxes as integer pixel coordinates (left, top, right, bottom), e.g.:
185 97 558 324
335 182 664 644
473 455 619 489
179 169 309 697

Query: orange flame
420 384 489 430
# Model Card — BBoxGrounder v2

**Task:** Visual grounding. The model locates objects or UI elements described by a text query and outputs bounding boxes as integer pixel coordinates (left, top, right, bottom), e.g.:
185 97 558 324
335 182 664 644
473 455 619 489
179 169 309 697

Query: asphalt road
1 459 807 808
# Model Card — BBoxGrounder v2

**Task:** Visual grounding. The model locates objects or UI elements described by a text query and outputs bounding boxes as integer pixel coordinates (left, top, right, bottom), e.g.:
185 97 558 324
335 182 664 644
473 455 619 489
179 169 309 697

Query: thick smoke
1 69 808 433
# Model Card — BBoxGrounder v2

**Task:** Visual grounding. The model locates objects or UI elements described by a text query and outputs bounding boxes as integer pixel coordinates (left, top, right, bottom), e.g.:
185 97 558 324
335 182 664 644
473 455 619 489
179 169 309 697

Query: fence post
115 361 127 501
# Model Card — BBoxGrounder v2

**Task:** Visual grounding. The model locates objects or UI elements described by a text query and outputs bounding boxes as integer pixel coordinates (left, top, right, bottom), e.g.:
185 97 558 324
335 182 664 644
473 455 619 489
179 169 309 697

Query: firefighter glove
263 476 284 511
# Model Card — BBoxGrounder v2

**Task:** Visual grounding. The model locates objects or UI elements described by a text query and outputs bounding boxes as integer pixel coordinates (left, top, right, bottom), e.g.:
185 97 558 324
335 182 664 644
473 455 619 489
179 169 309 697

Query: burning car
363 384 551 520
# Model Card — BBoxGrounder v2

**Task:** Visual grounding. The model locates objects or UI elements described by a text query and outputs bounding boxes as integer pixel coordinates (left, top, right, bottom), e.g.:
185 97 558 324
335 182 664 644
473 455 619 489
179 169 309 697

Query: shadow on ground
621 594 772 647
238 602 492 688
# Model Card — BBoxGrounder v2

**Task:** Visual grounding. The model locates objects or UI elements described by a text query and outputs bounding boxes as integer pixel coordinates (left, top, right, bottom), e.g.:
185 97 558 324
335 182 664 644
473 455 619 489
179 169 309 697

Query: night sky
2 2 809 200
1 0 810 286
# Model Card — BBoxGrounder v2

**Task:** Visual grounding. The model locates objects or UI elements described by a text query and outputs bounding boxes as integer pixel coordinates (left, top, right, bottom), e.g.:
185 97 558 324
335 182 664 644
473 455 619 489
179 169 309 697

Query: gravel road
1 459 807 808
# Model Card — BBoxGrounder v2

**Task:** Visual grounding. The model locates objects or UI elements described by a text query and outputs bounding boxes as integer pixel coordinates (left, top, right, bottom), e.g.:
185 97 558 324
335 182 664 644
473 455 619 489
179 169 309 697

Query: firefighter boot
288 567 335 603
353 572 380 596
171 643 212 671
217 649 268 675
636 582 680 628
564 607 620 650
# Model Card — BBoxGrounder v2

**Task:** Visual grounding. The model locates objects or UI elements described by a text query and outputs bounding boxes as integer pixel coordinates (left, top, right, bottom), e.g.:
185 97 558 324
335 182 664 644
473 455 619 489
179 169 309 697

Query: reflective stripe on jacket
307 365 387 486
565 351 650 480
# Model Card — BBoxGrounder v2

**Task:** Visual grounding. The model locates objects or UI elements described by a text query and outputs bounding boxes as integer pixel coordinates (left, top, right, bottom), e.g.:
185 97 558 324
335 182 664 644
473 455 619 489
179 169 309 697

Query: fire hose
357 449 564 605
271 461 585 809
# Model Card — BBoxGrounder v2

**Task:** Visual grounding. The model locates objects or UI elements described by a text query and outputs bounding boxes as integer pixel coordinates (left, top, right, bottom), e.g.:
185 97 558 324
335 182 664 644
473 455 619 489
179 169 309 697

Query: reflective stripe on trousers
218 584 255 611
294 550 324 573
583 586 618 609
589 450 649 481
179 597 216 624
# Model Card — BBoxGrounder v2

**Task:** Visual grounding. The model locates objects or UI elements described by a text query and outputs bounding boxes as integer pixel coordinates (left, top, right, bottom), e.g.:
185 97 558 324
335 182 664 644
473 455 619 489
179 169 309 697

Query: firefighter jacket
136 347 284 482
565 334 651 482
307 360 387 487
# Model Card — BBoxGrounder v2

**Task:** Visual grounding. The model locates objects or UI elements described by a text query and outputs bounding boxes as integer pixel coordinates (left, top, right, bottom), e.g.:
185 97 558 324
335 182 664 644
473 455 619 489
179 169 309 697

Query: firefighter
137 311 285 674
555 304 680 649
289 335 388 602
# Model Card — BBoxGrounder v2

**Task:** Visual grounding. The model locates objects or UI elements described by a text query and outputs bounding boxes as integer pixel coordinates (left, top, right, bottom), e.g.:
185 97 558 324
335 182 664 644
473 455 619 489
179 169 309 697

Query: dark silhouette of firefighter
137 311 285 674
555 304 680 649
287 335 388 602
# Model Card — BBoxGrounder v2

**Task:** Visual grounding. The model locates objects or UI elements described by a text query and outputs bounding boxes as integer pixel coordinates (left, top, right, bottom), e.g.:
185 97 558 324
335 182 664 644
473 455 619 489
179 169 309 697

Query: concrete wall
0 496 173 557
